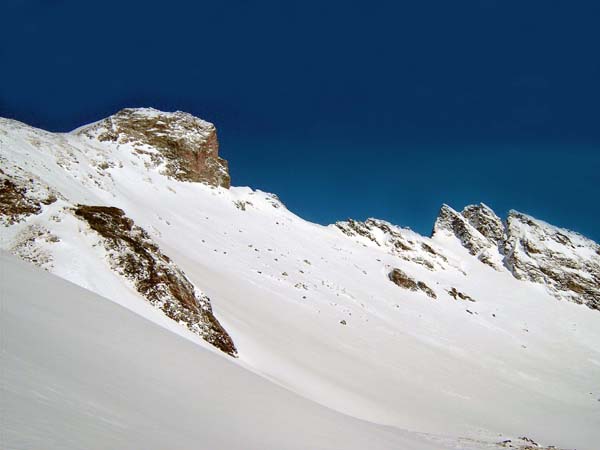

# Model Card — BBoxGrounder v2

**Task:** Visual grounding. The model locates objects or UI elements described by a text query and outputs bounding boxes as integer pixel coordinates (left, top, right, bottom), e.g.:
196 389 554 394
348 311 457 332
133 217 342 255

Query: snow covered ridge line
2 108 600 448
1 107 599 311
336 203 600 310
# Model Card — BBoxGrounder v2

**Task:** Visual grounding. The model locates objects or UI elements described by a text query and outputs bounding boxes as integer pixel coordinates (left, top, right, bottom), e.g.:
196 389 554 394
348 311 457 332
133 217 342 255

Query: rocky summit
76 107 230 188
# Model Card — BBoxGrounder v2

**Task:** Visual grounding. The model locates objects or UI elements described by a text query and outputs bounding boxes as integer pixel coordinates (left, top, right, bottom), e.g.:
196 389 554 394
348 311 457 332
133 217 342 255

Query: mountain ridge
2 108 599 450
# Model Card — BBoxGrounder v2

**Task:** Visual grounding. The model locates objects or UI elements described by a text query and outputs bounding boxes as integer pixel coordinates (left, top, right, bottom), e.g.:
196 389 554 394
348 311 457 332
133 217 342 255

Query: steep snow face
504 211 600 310
2 111 600 450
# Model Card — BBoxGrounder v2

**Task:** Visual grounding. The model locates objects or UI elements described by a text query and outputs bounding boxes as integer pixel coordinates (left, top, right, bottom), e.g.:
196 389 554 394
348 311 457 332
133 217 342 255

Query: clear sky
2 1 599 241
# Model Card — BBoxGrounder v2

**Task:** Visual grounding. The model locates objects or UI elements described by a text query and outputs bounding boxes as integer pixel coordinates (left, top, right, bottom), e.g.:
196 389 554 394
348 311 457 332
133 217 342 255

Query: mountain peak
76 108 230 188
432 203 501 269
461 203 504 246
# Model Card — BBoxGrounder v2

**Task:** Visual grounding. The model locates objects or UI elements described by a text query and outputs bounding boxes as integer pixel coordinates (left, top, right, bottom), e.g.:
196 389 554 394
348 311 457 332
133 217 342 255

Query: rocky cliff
76 108 230 188
504 210 600 310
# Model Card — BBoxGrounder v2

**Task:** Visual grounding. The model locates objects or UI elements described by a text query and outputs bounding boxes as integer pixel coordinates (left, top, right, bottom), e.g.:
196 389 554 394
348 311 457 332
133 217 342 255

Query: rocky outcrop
435 204 600 311
0 170 57 225
77 108 230 188
504 211 600 311
336 203 599 311
388 268 437 299
74 205 237 355
432 204 501 269
338 203 599 311
448 287 476 302
335 218 450 272
461 203 505 247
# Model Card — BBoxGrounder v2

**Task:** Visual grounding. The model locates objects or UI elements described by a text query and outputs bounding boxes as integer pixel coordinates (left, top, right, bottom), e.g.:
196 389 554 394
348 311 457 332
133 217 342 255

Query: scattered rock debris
448 287 477 302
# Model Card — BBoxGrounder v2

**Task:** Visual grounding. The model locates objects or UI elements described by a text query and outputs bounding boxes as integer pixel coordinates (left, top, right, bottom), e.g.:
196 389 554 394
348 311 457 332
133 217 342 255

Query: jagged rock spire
461 203 505 247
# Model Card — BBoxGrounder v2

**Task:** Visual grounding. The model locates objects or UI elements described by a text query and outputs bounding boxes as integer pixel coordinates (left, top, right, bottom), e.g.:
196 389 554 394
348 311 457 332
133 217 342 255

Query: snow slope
1 252 454 450
2 110 599 449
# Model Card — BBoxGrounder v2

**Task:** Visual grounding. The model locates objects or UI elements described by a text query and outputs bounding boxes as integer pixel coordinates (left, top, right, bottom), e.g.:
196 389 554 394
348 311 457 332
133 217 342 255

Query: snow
2 113 600 449
1 252 455 450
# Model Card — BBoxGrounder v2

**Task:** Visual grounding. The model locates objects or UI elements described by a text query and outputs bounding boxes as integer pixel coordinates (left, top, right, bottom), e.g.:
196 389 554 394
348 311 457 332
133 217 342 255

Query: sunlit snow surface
1 114 599 449
2 253 452 450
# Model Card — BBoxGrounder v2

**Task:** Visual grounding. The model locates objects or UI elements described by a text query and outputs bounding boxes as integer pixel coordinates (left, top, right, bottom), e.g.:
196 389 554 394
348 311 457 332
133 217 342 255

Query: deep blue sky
2 1 599 241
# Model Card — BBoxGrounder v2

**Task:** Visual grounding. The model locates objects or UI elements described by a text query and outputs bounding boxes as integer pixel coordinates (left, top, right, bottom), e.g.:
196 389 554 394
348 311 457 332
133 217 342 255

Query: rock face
335 218 451 272
0 170 57 225
432 204 600 311
461 203 505 247
77 108 230 188
74 205 237 356
504 211 600 311
432 204 502 269
334 204 599 310
338 205 600 311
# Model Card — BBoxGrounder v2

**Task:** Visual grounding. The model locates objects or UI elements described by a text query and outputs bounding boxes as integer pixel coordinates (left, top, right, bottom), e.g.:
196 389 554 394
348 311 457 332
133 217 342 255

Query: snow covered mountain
1 108 599 450
433 203 600 310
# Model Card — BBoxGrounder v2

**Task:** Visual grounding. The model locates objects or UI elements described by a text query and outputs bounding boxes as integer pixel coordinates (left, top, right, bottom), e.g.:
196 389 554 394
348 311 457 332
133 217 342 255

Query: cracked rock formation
74 205 237 356
77 108 230 188
433 204 600 311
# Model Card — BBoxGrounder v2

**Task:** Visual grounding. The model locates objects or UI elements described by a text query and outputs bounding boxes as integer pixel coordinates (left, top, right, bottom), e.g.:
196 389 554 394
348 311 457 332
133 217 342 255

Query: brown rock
388 268 437 299
74 205 237 356
78 108 230 188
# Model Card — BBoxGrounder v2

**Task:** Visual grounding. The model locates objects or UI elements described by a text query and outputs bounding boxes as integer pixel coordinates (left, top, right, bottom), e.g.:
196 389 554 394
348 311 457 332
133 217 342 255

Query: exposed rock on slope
76 108 230 188
448 287 476 302
504 211 600 311
0 112 237 355
431 204 600 311
432 204 502 270
461 203 505 247
74 205 237 355
0 170 57 225
388 268 437 299
336 203 599 311
335 218 450 271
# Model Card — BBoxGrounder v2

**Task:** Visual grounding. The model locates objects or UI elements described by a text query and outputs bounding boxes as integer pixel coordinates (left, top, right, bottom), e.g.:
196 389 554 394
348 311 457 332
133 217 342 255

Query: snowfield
1 110 599 449
1 253 451 450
